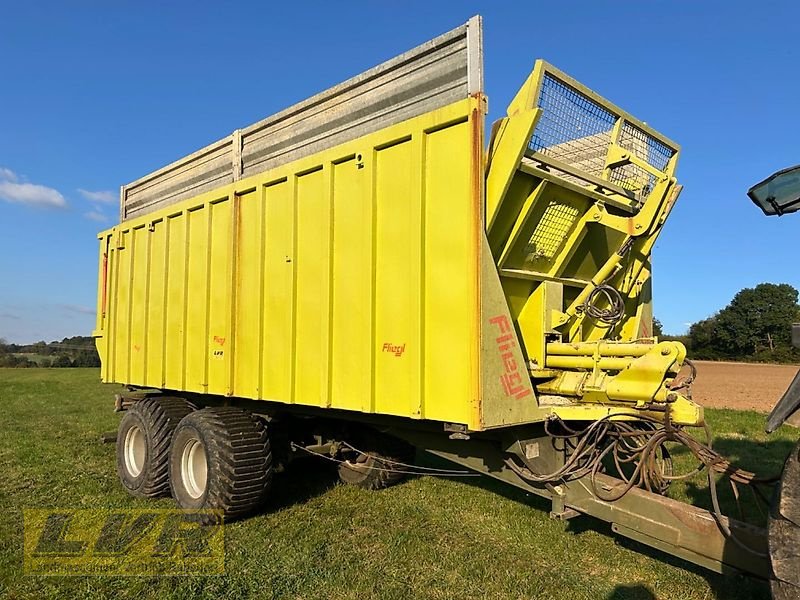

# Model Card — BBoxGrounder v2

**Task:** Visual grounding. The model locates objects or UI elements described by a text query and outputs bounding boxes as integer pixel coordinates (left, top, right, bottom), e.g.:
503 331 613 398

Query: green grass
0 368 795 599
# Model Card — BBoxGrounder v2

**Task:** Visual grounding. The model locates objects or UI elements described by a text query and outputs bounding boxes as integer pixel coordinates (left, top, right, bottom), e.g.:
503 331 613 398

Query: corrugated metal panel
98 97 483 428
121 16 483 221
122 138 235 221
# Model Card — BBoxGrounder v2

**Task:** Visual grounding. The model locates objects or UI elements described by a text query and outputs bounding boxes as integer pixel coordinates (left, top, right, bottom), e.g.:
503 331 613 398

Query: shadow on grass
606 584 656 599
677 436 793 525
238 437 788 600
264 459 339 512
417 448 775 600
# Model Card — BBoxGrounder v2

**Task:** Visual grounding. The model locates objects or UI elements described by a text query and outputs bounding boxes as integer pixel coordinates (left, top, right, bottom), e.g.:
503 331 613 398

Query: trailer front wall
96 98 482 428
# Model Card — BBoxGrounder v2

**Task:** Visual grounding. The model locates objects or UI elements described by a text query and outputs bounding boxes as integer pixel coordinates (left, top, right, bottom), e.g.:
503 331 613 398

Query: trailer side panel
97 98 483 428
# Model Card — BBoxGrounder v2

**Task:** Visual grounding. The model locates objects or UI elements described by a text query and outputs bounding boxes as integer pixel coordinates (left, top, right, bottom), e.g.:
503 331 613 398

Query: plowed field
688 360 798 412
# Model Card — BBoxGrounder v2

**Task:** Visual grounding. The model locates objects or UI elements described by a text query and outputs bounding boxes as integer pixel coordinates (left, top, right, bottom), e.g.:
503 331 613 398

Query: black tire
338 434 414 490
116 397 194 498
169 407 272 524
769 441 800 599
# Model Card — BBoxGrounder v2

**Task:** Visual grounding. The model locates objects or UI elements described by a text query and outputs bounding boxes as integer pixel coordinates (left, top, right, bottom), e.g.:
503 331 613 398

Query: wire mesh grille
529 71 676 201
618 122 674 172
530 74 615 179
608 164 655 198
524 200 580 263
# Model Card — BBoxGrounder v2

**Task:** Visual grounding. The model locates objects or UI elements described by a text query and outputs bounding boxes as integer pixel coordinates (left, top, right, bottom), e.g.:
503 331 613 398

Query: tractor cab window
748 164 800 216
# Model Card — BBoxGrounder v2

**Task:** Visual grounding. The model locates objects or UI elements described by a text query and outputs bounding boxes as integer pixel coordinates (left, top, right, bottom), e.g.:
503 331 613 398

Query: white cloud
0 179 67 208
0 167 17 182
78 188 116 203
60 304 96 316
84 209 108 223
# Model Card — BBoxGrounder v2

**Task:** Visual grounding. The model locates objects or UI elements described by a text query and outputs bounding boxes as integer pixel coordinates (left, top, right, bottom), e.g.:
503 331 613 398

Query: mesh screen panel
608 163 655 199
525 200 580 263
618 122 674 172
529 72 676 201
530 74 615 178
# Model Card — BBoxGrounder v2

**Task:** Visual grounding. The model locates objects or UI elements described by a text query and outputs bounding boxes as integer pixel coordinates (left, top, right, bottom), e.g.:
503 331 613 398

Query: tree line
1 283 797 368
659 282 800 363
0 336 100 368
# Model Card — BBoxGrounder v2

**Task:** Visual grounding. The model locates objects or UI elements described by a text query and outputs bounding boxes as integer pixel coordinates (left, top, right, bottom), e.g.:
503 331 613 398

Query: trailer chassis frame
388 423 770 579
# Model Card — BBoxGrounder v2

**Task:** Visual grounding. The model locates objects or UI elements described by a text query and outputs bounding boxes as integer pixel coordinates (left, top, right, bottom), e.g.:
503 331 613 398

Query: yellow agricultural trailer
94 16 799 597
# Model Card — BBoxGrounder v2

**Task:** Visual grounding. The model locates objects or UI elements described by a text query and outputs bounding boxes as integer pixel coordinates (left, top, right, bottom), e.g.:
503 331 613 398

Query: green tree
0 353 34 367
688 316 720 357
717 283 797 355
72 349 100 367
52 355 73 368
653 318 664 337
689 283 799 359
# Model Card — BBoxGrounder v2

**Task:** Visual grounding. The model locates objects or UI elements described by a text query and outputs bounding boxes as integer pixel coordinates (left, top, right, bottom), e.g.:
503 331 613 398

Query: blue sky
1 1 798 343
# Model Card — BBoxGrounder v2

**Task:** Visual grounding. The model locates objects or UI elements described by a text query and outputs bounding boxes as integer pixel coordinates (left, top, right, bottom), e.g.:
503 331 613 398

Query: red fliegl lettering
489 315 531 400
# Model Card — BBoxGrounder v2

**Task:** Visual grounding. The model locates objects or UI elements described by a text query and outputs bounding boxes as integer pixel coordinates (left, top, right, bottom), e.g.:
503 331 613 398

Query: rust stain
470 92 485 428
667 505 712 534
101 250 108 318
230 191 242 396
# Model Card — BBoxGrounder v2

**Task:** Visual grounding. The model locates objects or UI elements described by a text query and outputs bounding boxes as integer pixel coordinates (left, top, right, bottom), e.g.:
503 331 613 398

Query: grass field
0 368 796 599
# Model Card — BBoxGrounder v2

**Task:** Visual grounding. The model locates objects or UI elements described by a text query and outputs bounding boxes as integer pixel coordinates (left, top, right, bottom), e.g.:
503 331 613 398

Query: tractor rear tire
769 440 800 599
169 407 272 524
116 397 194 498
338 434 414 490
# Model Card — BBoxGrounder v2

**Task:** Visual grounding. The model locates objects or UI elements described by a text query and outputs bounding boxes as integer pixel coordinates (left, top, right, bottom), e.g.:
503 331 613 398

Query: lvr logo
382 343 406 357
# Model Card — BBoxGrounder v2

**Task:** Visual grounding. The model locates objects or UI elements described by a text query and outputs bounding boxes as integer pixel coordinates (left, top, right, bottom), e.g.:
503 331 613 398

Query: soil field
688 360 799 412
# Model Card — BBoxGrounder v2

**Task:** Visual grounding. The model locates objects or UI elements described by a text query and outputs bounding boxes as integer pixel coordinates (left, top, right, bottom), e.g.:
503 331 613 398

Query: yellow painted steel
96 98 483 428
482 61 702 427
95 59 704 431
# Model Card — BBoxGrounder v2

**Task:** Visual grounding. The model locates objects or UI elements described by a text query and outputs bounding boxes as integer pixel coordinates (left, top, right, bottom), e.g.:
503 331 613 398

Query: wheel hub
181 438 208 499
123 425 146 477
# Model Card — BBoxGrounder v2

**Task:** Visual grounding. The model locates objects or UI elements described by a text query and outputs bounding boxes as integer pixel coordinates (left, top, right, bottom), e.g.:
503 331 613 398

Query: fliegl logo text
488 315 532 400
382 342 406 357
23 509 224 576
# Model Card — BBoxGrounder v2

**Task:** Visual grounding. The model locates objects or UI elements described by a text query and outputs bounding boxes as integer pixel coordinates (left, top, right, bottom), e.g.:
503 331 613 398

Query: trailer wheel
769 440 800 599
116 397 194 498
169 407 272 524
338 436 413 490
